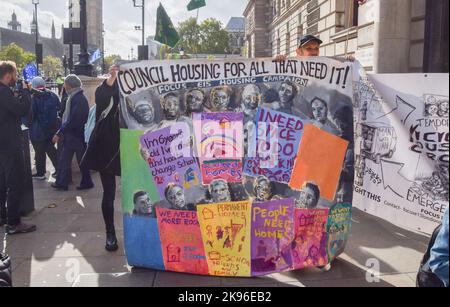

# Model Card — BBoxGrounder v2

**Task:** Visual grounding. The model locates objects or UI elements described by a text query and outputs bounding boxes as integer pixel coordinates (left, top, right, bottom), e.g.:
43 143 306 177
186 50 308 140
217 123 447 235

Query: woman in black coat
83 66 121 251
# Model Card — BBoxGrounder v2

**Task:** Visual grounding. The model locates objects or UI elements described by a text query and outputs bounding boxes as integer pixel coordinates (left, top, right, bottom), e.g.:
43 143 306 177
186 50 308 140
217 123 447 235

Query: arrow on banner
380 159 414 199
376 95 417 124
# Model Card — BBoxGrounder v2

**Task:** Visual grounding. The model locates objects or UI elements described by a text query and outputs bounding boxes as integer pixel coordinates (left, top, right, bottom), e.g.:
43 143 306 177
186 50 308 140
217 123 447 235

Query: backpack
416 224 445 287
0 253 12 287
84 104 97 144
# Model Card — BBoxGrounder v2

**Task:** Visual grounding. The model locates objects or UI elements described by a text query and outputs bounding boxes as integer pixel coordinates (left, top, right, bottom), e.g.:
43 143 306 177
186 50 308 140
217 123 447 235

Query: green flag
155 3 180 48
187 0 206 11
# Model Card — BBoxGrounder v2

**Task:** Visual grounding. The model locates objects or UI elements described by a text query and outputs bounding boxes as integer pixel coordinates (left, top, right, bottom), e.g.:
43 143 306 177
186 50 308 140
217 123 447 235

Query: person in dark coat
52 74 94 191
82 65 120 251
29 77 60 180
0 60 36 234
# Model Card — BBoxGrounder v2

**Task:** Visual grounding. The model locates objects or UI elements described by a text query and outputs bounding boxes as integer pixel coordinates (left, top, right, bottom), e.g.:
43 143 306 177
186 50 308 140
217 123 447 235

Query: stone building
68 0 103 55
0 12 64 58
243 0 448 73
225 17 246 55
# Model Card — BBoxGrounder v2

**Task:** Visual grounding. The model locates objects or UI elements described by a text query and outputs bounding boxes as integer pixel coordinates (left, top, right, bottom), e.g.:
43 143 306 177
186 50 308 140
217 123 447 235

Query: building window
277 30 281 55
286 22 290 55
344 0 359 28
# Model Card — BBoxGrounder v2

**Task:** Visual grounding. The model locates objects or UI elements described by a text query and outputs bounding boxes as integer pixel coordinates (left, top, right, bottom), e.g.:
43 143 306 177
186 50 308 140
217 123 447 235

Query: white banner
353 66 449 235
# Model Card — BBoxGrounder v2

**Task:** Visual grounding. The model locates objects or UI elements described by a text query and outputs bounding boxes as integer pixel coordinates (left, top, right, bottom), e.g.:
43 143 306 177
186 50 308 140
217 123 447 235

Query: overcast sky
0 0 247 58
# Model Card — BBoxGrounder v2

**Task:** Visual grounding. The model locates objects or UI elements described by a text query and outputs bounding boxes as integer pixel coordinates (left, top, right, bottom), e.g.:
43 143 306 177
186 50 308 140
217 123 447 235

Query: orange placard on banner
289 124 349 201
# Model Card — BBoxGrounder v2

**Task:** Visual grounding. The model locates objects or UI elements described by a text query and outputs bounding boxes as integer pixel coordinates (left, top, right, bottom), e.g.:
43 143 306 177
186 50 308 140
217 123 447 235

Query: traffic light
35 43 43 64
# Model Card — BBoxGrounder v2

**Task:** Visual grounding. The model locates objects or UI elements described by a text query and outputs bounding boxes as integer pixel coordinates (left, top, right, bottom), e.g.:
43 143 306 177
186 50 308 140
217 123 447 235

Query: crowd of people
0 61 118 247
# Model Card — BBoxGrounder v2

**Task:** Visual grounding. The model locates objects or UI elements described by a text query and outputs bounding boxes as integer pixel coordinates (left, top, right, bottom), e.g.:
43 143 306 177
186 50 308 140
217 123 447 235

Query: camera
15 79 25 91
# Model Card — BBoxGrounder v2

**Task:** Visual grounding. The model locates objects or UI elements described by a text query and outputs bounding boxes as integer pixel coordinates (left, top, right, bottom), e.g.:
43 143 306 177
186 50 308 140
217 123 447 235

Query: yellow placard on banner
197 201 252 277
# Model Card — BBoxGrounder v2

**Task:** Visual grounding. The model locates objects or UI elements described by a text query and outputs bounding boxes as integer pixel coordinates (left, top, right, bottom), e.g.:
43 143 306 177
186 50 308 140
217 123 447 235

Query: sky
0 0 248 59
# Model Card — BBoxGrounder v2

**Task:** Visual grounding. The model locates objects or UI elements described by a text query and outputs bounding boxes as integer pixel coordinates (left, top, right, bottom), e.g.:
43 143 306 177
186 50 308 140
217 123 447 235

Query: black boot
105 232 118 252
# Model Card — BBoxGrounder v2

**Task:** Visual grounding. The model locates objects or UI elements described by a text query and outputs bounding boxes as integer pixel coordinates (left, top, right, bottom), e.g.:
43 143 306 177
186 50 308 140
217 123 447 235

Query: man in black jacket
0 61 36 234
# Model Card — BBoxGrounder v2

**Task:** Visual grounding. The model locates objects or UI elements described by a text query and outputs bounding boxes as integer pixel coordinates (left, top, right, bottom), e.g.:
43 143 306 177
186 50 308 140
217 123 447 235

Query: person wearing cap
28 76 61 180
51 74 94 191
274 34 354 61
274 35 323 62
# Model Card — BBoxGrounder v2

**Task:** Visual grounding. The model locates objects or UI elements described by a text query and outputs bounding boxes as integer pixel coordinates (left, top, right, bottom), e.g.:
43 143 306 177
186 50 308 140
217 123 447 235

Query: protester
29 76 60 180
274 34 353 62
274 35 323 62
0 60 36 234
56 74 65 97
57 86 72 184
82 66 120 252
52 74 93 191
428 208 449 287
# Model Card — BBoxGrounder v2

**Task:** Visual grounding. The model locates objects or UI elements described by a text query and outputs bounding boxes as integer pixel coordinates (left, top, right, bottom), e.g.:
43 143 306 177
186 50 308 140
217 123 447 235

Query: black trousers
0 152 25 226
100 171 116 235
31 139 58 176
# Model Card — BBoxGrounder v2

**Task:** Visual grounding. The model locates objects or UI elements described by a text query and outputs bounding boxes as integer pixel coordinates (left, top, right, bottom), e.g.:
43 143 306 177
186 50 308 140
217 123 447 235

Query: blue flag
22 63 38 82
90 49 102 63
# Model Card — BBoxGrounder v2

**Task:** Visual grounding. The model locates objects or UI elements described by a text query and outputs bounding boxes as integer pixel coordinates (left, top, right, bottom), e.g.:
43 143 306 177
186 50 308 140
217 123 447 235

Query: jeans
100 171 116 235
0 152 25 226
31 139 58 176
429 208 449 287
55 135 93 188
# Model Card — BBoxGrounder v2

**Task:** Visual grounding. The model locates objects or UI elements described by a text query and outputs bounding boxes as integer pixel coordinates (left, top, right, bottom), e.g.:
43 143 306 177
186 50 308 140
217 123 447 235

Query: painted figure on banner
206 86 232 112
133 191 156 218
310 97 340 135
126 97 158 131
209 179 232 203
185 88 206 116
296 182 320 209
261 88 282 111
278 80 298 114
164 183 196 211
240 84 261 123
158 92 193 132
253 175 282 202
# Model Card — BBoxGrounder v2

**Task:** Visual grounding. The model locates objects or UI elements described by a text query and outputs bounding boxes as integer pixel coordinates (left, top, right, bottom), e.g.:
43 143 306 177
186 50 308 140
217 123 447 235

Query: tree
0 43 36 72
177 18 201 54
104 54 122 69
198 18 230 54
177 18 230 54
42 55 63 79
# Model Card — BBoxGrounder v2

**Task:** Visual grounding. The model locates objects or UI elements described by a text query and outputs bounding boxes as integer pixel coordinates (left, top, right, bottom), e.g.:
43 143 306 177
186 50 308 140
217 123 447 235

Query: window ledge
330 26 358 43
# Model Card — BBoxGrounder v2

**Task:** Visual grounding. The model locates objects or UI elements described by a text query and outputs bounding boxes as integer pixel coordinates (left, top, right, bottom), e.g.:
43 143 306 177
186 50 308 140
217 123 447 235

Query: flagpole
194 8 200 57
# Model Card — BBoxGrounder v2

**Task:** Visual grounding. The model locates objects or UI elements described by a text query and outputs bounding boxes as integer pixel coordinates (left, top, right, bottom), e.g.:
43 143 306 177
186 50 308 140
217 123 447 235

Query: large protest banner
353 66 449 235
118 57 355 276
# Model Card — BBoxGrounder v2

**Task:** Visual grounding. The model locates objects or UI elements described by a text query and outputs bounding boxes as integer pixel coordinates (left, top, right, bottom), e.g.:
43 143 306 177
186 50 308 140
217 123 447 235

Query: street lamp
102 25 106 74
133 0 145 46
62 55 68 76
32 0 41 75
133 0 148 60
74 0 93 76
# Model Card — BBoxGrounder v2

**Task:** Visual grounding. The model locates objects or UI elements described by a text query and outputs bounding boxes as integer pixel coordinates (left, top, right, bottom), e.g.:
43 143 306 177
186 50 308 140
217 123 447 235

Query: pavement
0 148 431 287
